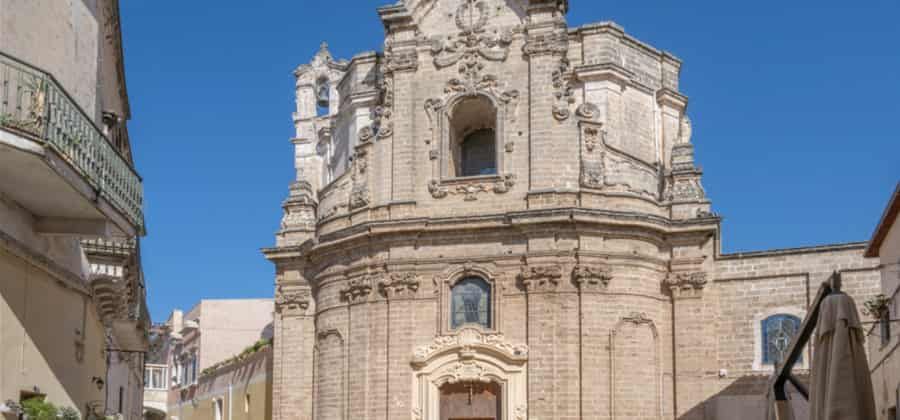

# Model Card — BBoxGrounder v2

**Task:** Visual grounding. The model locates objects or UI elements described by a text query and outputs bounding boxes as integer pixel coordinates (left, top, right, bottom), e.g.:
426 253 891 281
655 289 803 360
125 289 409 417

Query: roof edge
864 182 900 258
720 241 869 260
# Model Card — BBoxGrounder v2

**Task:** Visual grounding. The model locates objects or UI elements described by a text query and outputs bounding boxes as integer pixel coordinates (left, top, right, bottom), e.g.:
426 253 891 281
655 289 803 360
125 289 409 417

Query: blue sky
120 1 900 322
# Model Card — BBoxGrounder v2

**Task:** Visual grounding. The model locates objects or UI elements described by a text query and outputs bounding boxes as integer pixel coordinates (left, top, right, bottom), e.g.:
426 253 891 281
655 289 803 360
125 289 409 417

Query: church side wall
694 244 881 419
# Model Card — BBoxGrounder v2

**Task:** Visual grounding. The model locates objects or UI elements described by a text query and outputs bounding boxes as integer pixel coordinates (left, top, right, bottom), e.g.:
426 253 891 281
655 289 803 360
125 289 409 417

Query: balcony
0 51 144 236
83 238 151 351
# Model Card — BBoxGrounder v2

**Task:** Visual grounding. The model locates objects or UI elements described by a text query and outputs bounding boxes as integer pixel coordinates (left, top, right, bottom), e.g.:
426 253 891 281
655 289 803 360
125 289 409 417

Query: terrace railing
0 51 144 232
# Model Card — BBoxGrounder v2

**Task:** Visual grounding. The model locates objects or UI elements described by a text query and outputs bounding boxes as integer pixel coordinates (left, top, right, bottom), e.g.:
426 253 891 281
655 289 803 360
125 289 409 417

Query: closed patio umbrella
808 292 876 420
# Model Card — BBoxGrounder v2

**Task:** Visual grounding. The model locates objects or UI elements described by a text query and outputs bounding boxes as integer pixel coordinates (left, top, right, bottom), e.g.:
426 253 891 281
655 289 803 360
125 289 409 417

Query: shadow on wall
260 322 274 341
0 248 105 415
680 374 810 420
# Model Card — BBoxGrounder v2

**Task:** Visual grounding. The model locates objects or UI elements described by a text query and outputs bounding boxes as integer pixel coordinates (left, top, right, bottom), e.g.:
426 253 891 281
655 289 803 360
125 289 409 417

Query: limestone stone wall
0 0 100 118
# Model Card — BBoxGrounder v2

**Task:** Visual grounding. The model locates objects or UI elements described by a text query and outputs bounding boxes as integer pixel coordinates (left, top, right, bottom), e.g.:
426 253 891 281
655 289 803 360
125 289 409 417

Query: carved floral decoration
430 0 514 70
412 327 528 366
551 58 575 121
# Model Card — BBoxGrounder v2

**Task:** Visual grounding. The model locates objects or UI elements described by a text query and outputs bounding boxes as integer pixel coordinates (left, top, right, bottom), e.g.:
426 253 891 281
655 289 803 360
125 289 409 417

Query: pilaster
524 1 578 205
667 234 716 420
272 275 314 420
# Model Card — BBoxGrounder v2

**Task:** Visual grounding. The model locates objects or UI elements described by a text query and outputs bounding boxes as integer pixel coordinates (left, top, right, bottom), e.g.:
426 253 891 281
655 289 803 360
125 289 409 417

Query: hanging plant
863 294 891 319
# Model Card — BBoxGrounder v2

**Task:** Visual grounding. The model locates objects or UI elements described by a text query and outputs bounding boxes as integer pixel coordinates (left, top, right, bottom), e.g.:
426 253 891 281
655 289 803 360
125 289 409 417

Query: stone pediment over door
411 327 528 420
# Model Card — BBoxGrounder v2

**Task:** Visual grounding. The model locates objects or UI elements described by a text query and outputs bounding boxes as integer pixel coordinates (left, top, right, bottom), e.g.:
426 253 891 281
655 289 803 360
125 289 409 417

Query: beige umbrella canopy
808 292 876 420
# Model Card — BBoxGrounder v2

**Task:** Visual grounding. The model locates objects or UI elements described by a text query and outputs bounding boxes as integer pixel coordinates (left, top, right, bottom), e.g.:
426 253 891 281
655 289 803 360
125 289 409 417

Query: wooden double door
440 381 501 420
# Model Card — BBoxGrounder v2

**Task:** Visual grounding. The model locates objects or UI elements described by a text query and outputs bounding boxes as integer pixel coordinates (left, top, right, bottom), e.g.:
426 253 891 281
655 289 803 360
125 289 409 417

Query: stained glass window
451 277 491 330
762 314 802 365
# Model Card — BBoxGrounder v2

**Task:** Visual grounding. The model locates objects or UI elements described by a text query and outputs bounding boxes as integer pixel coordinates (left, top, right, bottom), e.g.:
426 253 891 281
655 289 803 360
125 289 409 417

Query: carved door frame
411 328 527 420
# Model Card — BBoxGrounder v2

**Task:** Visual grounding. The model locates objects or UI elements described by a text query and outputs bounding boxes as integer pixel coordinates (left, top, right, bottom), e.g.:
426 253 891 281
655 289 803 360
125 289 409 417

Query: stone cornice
570 21 681 66
574 62 634 85
656 88 689 110
262 207 720 262
0 229 90 296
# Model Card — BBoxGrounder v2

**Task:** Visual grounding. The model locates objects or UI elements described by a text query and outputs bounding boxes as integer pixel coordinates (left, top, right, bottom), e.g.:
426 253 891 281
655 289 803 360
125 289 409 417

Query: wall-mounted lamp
91 376 105 391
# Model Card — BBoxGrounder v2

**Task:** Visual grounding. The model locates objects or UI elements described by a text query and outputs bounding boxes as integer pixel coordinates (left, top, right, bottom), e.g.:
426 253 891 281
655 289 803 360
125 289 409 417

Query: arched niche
436 91 509 181
610 313 661 420
411 328 527 420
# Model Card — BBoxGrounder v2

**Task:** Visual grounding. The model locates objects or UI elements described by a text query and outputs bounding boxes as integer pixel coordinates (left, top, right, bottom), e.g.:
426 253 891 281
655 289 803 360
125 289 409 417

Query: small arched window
449 96 497 178
761 314 802 365
450 277 492 330
461 129 497 176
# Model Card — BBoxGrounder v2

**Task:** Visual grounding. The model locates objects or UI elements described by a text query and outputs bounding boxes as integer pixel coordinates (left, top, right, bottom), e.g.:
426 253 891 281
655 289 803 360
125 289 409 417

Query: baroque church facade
263 1 881 419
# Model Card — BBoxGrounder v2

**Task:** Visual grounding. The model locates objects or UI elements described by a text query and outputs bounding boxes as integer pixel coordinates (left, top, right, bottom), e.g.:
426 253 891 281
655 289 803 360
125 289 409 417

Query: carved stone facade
264 2 882 420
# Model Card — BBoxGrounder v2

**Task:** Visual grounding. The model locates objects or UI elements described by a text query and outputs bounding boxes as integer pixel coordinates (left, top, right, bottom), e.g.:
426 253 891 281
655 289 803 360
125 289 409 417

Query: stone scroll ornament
430 0 514 70
428 174 516 201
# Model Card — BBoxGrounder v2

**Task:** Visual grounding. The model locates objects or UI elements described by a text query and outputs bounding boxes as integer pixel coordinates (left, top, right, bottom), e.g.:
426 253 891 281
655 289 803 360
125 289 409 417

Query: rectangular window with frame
144 365 168 390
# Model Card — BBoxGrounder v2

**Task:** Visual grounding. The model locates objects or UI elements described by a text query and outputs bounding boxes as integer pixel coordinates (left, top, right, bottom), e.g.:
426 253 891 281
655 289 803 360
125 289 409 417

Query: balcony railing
0 51 144 232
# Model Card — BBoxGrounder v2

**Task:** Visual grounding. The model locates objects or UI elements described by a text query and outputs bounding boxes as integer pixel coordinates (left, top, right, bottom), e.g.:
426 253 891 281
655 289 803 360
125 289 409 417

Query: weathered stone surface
263 2 881 420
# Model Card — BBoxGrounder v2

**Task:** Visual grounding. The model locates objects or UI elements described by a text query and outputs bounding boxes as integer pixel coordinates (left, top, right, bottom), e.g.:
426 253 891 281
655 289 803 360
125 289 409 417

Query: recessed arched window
315 76 330 117
450 96 497 177
761 314 802 365
450 277 492 330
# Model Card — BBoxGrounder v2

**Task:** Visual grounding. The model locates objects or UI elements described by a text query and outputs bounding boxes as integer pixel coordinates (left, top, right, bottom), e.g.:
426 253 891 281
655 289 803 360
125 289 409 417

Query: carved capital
340 276 374 303
385 48 419 73
518 265 563 292
665 271 708 299
573 264 612 292
275 286 311 315
379 272 421 299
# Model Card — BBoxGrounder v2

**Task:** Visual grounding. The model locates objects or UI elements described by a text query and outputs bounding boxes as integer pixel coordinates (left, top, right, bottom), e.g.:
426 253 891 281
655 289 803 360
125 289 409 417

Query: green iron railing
0 51 144 232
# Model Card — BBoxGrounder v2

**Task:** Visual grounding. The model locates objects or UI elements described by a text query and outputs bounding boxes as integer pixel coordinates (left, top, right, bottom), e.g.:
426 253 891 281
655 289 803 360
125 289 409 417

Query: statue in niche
678 115 692 145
